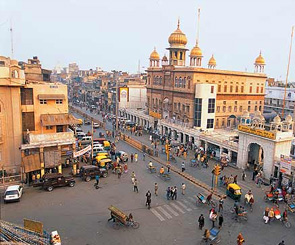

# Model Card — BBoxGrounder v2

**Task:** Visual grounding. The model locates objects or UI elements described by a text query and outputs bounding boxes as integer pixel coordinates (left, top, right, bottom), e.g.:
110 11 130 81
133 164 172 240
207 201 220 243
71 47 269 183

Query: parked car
93 122 100 128
115 151 129 162
93 147 107 157
80 165 108 181
4 185 23 203
84 120 91 125
80 136 92 145
76 132 86 140
93 143 103 148
33 173 75 192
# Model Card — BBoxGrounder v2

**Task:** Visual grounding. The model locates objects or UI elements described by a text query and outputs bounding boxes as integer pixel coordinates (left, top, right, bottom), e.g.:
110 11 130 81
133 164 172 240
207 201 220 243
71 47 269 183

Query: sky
0 0 294 80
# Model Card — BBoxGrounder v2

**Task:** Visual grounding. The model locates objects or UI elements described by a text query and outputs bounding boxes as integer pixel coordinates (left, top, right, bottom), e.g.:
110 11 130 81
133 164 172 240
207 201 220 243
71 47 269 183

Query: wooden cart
108 205 139 229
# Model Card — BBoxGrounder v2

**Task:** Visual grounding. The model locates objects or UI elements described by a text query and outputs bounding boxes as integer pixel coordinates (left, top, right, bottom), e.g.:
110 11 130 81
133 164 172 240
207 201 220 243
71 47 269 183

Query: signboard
149 111 161 119
24 219 43 235
238 125 276 140
280 154 292 175
119 87 129 102
73 145 91 158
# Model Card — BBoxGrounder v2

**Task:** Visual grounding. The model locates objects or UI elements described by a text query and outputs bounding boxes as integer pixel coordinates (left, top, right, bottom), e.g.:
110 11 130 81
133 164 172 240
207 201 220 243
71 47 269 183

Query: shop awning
40 113 81 126
38 94 65 100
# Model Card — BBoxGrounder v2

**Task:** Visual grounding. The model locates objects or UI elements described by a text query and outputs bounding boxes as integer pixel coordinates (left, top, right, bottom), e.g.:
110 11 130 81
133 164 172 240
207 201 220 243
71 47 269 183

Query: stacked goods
0 220 51 245
108 205 127 223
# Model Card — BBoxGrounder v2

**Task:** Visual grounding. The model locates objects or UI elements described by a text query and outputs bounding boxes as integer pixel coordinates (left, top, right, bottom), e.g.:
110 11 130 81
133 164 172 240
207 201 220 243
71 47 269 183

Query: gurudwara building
147 19 267 130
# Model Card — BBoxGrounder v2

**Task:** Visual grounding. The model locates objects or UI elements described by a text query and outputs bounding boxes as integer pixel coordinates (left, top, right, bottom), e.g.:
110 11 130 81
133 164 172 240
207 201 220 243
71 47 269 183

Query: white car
4 185 23 203
93 122 100 128
93 143 103 148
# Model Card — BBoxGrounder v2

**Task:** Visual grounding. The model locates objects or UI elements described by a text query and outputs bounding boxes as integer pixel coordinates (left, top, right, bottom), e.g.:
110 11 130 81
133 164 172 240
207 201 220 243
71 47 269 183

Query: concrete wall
195 83 217 130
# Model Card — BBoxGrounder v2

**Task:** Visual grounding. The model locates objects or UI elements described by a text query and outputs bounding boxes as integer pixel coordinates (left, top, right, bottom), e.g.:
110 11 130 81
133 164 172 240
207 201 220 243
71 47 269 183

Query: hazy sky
0 0 294 80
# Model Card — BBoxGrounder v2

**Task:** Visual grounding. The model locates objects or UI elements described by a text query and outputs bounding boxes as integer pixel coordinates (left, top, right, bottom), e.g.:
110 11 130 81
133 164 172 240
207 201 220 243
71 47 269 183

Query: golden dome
150 48 160 60
208 55 216 65
285 114 293 122
168 20 188 47
190 45 202 57
255 51 265 65
273 115 281 123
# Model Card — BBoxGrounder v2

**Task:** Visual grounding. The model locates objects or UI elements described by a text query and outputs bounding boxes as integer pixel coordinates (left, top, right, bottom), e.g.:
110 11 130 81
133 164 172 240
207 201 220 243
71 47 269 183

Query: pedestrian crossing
150 196 199 222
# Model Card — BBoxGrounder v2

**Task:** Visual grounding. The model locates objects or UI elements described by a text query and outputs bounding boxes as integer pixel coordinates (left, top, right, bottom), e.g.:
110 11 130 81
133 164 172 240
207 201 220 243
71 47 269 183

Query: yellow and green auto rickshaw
226 183 242 201
103 141 111 151
98 158 113 170
95 154 108 163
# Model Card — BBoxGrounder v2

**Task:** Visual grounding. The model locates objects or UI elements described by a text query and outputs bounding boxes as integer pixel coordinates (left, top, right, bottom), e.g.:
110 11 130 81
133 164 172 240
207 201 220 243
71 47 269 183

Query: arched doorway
227 115 237 128
162 98 170 119
247 143 264 169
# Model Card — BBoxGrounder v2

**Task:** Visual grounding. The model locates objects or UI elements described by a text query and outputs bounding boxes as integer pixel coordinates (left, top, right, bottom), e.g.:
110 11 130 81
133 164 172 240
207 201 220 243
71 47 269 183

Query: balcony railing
25 132 75 146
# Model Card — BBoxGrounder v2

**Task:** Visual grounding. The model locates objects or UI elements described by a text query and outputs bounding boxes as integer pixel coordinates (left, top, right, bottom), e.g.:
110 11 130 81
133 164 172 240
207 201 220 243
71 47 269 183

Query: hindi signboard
280 154 292 175
73 145 91 158
238 125 276 140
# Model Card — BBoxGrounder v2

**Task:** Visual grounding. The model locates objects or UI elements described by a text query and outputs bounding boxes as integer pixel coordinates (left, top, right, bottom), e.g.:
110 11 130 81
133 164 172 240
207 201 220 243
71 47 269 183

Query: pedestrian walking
218 197 224 212
146 190 151 209
134 153 138 162
218 214 224 228
166 187 171 200
171 186 175 200
237 233 245 245
167 163 171 173
174 186 178 200
133 179 139 193
211 211 217 228
198 214 205 230
117 166 122 179
95 174 100 186
234 175 238 184
242 170 246 181
183 151 187 160
154 183 158 196
181 162 185 172
143 153 146 161
131 171 136 184
131 153 134 162
278 241 285 245
181 183 186 195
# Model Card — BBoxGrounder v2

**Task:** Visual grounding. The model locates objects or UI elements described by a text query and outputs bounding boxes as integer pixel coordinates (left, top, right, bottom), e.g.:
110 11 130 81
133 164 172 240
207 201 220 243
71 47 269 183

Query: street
1 107 294 245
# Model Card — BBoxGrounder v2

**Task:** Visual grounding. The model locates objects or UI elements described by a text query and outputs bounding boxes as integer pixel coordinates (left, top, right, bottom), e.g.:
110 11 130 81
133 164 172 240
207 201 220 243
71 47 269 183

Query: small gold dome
168 20 187 47
285 114 293 122
255 51 265 65
208 55 216 65
273 115 281 123
150 48 160 60
190 45 202 57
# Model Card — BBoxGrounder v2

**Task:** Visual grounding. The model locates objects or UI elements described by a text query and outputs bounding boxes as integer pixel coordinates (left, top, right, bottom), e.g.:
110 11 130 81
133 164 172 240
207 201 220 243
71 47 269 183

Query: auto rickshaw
103 141 111 151
95 154 108 162
98 158 113 170
226 183 242 201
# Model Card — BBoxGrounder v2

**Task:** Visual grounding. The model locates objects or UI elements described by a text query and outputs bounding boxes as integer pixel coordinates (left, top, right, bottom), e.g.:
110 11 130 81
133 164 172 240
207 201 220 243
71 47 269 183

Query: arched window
179 77 182 88
187 76 191 89
175 77 178 87
183 77 186 88
12 70 19 78
159 77 162 85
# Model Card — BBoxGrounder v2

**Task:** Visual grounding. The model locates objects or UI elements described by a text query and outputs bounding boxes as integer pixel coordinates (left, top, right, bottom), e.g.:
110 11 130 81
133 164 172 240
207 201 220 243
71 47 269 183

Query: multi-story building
119 77 147 110
0 55 79 182
147 20 267 130
264 85 295 118
0 56 25 174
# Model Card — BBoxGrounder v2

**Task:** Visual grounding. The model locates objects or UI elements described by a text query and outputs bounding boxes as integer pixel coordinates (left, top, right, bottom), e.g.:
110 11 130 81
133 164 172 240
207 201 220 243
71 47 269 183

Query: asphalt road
1 107 294 245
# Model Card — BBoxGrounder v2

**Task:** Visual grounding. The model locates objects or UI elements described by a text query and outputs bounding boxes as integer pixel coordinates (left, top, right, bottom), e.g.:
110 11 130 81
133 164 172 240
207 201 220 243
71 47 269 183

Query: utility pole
282 26 294 117
10 19 14 59
115 72 119 134
91 120 94 158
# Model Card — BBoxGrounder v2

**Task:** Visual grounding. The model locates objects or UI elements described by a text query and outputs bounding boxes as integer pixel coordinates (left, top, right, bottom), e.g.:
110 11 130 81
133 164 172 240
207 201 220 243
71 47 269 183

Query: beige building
147 20 267 130
0 56 25 174
0 55 78 182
